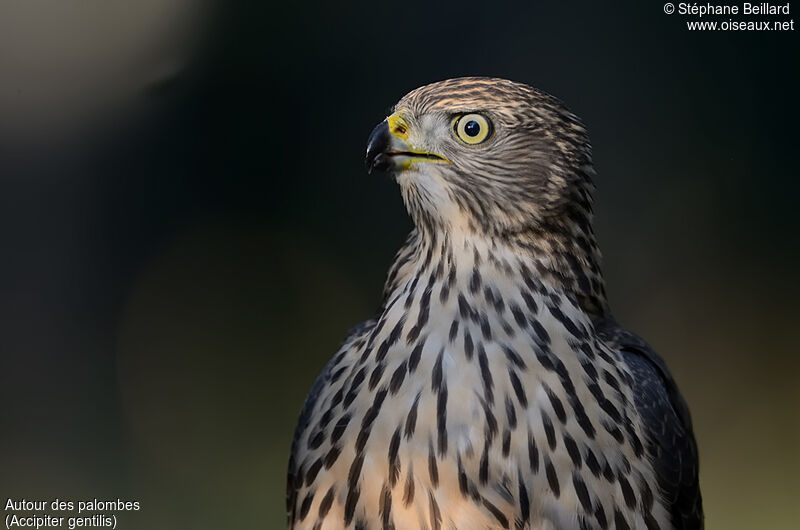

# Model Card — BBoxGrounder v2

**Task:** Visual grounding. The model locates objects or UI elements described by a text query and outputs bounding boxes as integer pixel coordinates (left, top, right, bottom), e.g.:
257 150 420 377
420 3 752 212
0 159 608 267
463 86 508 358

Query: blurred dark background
1 1 797 528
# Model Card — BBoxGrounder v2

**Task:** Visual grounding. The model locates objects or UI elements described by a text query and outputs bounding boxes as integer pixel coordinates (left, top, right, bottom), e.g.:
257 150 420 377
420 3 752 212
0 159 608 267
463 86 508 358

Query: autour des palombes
678 3 790 16
5 498 140 512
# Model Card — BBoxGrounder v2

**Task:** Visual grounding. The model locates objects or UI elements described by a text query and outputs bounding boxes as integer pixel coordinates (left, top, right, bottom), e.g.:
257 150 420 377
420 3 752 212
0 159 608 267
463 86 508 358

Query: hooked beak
365 114 448 174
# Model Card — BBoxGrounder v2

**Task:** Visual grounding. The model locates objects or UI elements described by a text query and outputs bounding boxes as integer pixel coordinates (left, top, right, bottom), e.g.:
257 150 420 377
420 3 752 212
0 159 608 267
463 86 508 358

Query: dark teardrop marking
318 486 335 518
573 474 592 511
298 490 314 521
388 427 401 486
545 457 560 497
527 430 540 473
428 441 439 487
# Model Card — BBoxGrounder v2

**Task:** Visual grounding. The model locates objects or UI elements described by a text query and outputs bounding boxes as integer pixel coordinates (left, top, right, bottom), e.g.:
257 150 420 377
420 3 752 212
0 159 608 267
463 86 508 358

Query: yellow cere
387 113 409 140
386 112 451 168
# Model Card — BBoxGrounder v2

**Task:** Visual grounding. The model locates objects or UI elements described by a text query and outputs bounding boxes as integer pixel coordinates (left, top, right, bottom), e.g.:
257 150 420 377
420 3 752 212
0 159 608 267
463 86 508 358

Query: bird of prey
287 77 702 530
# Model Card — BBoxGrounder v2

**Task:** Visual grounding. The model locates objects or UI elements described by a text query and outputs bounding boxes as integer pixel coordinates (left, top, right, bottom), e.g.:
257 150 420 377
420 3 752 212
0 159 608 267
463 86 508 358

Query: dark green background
1 1 797 528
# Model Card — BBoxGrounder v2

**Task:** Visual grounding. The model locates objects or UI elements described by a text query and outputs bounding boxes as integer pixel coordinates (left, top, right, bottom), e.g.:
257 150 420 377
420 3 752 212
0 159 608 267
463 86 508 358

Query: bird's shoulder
286 317 376 524
596 318 704 530
288 228 418 519
289 317 376 445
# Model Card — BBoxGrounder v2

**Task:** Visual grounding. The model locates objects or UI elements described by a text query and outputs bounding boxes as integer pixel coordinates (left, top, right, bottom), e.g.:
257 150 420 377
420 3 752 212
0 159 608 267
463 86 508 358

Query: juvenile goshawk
287 77 702 530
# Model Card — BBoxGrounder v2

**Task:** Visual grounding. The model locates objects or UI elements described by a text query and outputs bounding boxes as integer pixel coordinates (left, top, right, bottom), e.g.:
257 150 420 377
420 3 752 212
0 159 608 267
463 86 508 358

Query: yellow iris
454 113 491 145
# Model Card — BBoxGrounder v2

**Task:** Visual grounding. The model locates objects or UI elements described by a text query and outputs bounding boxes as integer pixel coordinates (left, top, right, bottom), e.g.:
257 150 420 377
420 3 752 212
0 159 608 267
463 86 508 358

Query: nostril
387 114 409 139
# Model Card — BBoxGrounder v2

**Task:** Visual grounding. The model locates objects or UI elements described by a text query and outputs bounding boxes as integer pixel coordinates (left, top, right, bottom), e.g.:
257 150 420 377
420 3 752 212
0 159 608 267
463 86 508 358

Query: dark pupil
464 120 481 137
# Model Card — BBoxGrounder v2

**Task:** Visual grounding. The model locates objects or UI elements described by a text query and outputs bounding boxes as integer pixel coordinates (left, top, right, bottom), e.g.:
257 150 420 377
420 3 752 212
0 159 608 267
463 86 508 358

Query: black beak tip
366 153 393 174
365 120 391 173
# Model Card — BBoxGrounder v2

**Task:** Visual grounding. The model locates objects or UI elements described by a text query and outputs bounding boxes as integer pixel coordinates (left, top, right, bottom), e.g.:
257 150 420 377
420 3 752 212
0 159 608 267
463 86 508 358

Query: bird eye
454 113 491 145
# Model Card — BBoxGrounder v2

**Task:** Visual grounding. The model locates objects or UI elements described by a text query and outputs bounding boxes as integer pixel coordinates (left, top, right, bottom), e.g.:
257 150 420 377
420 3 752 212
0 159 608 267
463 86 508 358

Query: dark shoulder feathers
596 318 704 530
286 320 375 525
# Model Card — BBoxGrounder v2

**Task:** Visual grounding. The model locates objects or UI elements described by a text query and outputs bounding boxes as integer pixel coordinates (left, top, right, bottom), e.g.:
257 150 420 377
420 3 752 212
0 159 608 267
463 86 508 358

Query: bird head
366 77 596 238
